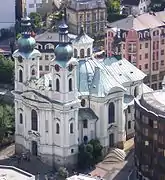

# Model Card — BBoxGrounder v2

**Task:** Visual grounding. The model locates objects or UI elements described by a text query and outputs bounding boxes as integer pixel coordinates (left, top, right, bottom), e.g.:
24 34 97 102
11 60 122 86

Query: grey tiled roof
68 0 106 11
77 56 146 97
35 32 77 42
121 0 140 6
78 108 98 121
109 11 165 31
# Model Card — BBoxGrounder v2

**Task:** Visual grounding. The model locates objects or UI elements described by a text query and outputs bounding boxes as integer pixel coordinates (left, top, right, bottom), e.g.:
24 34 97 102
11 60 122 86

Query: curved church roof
72 26 94 45
77 56 146 97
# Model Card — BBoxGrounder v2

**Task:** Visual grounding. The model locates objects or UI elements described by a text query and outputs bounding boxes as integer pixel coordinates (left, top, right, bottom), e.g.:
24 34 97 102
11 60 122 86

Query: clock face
68 64 73 72
55 64 60 72
18 56 23 63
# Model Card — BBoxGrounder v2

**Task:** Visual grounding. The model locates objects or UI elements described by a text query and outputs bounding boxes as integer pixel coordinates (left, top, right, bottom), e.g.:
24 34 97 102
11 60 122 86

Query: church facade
12 17 152 167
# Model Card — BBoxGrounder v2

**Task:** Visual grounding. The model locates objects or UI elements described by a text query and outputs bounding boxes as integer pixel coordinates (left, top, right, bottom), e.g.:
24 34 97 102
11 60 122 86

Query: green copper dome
55 43 73 61
18 36 36 53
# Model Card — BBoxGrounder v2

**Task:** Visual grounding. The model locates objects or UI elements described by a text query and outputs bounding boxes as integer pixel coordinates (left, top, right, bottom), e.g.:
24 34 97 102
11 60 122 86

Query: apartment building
66 0 106 36
35 31 76 75
134 87 165 180
105 11 165 90
26 0 53 16
0 0 15 30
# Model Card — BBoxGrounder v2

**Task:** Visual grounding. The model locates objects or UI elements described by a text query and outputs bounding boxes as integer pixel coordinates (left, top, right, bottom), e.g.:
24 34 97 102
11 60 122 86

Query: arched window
80 49 85 58
56 79 60 92
87 48 90 57
108 102 115 124
70 123 73 133
134 86 138 97
45 44 49 49
19 69 23 82
69 78 72 91
74 49 78 58
32 69 35 76
19 113 23 124
56 123 60 134
31 109 38 131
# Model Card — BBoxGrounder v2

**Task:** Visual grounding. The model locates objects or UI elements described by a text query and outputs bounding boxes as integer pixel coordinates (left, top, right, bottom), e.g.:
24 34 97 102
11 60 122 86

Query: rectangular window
153 121 157 128
145 64 148 69
145 53 148 59
161 60 164 66
140 44 142 49
161 50 164 55
161 39 165 45
145 141 149 146
139 65 142 70
153 133 157 140
45 55 49 60
128 121 131 129
83 119 88 128
145 43 148 48
29 4 34 8
39 65 43 71
39 56 42 60
139 55 142 60
45 65 49 71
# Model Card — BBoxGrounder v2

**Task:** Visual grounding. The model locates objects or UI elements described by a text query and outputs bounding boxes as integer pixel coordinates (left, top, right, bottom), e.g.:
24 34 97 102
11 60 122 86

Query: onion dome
54 14 73 61
17 17 36 53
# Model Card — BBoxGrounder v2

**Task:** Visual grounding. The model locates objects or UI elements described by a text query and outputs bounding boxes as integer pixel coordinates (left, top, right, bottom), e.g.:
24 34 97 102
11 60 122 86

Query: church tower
13 17 41 92
51 16 80 167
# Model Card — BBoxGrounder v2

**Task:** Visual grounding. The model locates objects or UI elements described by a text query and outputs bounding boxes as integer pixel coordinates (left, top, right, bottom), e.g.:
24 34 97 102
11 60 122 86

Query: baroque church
12 17 152 167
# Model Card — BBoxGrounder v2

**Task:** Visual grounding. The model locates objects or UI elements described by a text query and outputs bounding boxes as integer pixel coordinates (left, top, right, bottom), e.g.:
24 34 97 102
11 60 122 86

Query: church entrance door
31 141 38 156
109 133 114 147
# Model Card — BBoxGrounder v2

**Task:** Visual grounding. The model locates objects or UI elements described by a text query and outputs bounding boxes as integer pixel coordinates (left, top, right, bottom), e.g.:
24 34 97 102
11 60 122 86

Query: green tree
106 0 120 14
29 12 42 30
0 103 14 143
78 139 103 169
0 55 14 85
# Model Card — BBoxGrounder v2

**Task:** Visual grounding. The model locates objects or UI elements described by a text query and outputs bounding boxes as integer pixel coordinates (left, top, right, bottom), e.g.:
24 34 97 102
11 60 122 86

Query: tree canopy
78 139 103 169
0 55 14 85
29 12 42 30
106 0 127 22
0 102 14 143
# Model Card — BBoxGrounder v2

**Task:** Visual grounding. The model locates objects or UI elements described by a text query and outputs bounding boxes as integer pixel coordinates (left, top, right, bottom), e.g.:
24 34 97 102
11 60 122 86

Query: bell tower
51 16 80 167
52 15 78 103
13 16 41 92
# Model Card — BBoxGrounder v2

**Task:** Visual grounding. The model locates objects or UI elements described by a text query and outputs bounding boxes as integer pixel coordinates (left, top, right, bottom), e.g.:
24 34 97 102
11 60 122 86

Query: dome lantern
54 14 73 63
17 17 36 54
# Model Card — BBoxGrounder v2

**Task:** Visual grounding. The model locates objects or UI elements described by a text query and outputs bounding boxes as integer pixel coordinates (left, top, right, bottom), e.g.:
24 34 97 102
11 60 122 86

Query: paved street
0 144 54 180
0 144 136 180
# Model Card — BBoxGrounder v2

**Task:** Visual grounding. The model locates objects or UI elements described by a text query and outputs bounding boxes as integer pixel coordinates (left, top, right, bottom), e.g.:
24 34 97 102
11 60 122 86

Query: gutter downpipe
149 29 152 88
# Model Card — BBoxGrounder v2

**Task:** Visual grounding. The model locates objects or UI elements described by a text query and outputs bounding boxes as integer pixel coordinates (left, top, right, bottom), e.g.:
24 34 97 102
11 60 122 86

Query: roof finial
80 24 85 35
